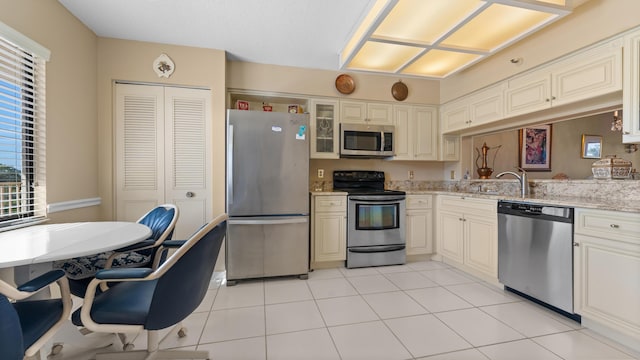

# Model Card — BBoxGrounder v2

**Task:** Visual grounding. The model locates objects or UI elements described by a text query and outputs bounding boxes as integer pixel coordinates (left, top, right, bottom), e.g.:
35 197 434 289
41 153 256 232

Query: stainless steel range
333 171 406 268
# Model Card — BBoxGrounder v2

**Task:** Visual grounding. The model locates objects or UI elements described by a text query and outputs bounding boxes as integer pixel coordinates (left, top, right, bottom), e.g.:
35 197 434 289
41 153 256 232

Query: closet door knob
186 191 195 198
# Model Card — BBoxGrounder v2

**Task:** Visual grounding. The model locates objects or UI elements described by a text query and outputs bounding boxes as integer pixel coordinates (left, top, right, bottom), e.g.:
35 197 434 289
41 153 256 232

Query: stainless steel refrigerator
225 109 309 285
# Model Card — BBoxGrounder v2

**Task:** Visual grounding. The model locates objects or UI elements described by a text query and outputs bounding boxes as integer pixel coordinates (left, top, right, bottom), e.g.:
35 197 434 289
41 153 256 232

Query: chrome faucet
496 167 529 198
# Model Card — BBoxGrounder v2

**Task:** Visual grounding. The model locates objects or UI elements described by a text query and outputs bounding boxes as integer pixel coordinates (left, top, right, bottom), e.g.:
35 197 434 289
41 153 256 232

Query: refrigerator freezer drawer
226 216 309 281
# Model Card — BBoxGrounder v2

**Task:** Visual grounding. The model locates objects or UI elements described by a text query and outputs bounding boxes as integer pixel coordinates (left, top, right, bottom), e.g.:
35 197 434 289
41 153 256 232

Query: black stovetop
332 170 405 196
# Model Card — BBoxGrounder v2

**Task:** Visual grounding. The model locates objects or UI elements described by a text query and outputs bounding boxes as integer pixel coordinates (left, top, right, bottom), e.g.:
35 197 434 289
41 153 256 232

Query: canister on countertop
591 155 632 179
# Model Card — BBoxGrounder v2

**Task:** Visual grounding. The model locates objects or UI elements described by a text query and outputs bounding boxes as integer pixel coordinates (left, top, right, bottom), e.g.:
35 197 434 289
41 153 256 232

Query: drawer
575 208 640 243
406 195 432 209
437 195 496 215
314 195 347 212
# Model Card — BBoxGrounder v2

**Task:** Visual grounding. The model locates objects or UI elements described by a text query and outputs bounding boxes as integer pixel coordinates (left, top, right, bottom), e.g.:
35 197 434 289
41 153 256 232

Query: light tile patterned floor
51 261 640 360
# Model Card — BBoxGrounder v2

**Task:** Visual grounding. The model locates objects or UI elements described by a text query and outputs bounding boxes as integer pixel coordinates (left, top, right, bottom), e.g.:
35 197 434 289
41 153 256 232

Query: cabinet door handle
610 224 620 229
573 242 580 247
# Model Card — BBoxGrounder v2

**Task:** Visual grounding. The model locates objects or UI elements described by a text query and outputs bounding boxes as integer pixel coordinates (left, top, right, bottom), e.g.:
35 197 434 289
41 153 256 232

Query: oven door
347 195 405 247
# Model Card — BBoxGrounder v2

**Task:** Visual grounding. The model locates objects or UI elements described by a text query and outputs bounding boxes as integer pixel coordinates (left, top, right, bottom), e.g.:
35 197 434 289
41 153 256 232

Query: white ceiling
58 0 589 77
58 0 375 72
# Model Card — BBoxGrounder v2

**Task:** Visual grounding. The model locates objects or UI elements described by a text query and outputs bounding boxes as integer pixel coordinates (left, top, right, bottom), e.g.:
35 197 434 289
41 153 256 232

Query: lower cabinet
574 208 640 345
436 195 497 278
311 194 347 263
406 195 433 255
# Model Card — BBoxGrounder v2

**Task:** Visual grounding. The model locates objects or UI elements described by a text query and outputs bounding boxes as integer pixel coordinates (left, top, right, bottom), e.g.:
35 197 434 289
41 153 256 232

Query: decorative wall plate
335 74 355 94
391 81 408 101
153 53 175 78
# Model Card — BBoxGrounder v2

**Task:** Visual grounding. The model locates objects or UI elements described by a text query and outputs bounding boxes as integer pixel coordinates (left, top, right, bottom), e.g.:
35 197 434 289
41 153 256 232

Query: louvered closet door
115 84 212 239
164 87 212 239
116 84 165 221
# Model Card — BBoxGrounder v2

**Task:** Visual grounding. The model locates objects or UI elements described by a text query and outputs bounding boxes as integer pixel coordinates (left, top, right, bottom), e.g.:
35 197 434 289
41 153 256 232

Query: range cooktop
332 170 405 196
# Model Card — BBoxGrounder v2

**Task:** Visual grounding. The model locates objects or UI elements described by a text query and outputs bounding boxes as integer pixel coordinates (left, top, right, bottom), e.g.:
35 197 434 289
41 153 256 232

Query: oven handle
349 195 406 202
348 245 406 253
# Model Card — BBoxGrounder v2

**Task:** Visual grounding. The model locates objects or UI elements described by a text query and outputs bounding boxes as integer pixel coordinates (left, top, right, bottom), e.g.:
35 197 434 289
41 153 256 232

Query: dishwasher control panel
498 201 573 221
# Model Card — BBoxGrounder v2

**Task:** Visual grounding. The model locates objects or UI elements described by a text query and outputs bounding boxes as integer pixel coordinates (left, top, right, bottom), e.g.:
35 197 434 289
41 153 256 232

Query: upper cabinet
340 100 393 125
623 29 640 143
505 40 622 117
441 83 504 134
310 99 339 159
440 135 460 161
393 105 438 161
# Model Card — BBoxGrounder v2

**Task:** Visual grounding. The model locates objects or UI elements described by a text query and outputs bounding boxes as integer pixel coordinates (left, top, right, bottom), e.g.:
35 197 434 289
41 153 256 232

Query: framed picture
581 134 602 159
519 124 552 171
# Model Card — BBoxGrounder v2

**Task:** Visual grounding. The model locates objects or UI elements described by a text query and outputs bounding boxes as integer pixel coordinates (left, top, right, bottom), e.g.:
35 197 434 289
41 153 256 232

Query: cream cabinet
340 100 393 125
311 194 347 263
310 99 339 159
440 84 504 134
440 135 460 161
623 29 640 143
506 40 622 117
406 195 433 255
573 208 640 345
436 195 497 278
393 105 438 161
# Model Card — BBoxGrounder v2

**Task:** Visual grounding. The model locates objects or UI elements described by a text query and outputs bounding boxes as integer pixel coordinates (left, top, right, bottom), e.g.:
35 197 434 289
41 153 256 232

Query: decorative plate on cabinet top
335 74 355 94
391 80 408 101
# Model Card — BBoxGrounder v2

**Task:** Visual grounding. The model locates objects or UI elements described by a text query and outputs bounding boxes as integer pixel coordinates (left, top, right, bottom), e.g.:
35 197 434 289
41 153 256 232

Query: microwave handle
380 131 385 152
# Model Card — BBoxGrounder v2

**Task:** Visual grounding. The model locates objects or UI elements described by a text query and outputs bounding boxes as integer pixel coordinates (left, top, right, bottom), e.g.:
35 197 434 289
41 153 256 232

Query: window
0 22 49 229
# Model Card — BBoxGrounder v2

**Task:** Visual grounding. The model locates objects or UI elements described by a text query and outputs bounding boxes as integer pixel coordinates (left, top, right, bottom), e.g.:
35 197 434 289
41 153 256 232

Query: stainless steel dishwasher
498 201 578 320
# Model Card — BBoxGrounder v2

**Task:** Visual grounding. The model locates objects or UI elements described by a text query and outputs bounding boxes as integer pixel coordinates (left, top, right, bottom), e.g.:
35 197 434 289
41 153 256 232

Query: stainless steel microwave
340 123 394 158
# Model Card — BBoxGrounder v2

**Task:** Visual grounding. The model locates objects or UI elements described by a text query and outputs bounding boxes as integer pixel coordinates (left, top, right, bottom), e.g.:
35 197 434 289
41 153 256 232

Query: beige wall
96 38 227 220
311 159 445 185
228 61 440 105
0 0 100 222
471 112 640 180
441 0 640 102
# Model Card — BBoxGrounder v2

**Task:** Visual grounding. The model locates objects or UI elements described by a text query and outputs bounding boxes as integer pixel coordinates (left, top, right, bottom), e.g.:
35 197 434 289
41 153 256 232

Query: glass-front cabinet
310 99 339 159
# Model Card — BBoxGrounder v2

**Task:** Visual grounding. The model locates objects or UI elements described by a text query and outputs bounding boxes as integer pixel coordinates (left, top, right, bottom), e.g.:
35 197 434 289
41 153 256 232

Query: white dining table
0 221 152 268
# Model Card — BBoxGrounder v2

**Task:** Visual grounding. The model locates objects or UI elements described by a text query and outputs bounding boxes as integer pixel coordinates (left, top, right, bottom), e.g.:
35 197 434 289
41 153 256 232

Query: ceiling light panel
348 41 424 72
340 0 573 78
401 50 481 77
372 0 483 45
440 3 557 51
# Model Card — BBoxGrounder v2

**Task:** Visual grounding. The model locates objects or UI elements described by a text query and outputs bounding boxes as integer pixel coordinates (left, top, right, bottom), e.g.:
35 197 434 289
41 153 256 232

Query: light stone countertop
409 190 640 213
311 190 640 214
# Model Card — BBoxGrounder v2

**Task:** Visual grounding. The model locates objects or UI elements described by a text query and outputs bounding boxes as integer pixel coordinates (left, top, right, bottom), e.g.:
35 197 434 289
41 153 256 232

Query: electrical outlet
450 170 456 179
408 170 414 180
317 169 324 178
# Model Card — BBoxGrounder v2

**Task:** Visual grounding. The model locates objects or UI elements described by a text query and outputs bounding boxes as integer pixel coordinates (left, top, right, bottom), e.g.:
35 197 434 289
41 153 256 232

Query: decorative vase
475 142 501 179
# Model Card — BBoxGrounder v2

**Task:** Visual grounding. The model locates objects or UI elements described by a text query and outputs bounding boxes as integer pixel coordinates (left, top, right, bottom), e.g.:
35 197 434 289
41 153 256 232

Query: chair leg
94 329 209 360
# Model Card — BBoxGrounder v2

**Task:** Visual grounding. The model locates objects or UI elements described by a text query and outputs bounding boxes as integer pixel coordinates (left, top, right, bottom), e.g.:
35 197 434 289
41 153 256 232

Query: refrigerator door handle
227 124 234 205
229 217 308 225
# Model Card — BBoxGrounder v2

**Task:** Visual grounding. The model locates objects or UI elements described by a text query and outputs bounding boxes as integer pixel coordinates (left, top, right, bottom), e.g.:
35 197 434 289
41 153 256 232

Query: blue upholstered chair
71 214 227 360
54 204 179 298
0 269 72 359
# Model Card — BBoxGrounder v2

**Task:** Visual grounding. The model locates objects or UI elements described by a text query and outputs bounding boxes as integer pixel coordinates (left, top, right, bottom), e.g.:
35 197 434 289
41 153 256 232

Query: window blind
0 33 47 228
